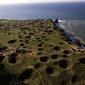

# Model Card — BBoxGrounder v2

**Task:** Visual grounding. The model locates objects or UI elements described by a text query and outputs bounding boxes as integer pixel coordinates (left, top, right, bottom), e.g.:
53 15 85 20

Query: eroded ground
0 19 85 85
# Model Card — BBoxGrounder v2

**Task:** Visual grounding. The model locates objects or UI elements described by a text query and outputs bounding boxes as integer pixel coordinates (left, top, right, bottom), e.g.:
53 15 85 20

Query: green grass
0 19 85 85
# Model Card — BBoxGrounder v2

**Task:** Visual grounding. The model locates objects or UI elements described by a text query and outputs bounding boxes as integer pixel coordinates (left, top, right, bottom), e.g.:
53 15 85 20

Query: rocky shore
53 19 85 50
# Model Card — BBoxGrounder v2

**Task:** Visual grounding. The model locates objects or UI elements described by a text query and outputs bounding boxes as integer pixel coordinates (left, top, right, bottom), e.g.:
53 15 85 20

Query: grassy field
0 19 85 85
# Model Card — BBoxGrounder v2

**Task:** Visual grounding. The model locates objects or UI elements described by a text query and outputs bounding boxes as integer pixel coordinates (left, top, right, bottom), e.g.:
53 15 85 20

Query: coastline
53 19 85 49
60 20 85 43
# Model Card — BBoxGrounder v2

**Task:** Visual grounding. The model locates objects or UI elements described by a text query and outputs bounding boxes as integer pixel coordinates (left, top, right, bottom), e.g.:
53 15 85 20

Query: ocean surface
0 2 85 43
0 2 85 20
60 20 85 43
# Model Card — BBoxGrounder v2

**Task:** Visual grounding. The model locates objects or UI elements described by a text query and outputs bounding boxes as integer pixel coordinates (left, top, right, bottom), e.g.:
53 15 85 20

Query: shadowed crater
37 52 42 55
58 59 68 69
51 54 58 59
71 74 77 83
19 68 33 81
33 63 41 69
42 36 45 39
79 57 85 64
63 50 70 55
53 46 61 51
16 81 27 85
49 45 53 47
62 55 68 58
60 80 67 85
45 38 48 41
38 47 44 51
0 63 5 70
8 39 17 44
19 40 23 42
16 48 26 54
45 67 53 74
0 71 15 85
39 56 49 62
0 46 8 52
38 43 43 47
19 43 25 47
8 53 17 64
18 35 23 39
25 39 29 44
59 42 64 45
54 61 58 65
25 35 30 39
0 55 5 62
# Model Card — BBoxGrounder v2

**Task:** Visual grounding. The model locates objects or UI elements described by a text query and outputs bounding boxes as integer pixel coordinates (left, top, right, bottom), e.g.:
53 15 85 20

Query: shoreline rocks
53 19 85 49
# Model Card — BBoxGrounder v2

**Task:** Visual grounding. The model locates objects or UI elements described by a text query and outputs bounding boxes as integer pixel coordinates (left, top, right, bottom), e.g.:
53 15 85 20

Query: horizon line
0 1 85 5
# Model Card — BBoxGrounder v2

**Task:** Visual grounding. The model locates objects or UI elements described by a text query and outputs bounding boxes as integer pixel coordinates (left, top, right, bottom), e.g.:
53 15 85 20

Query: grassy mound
0 19 85 85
